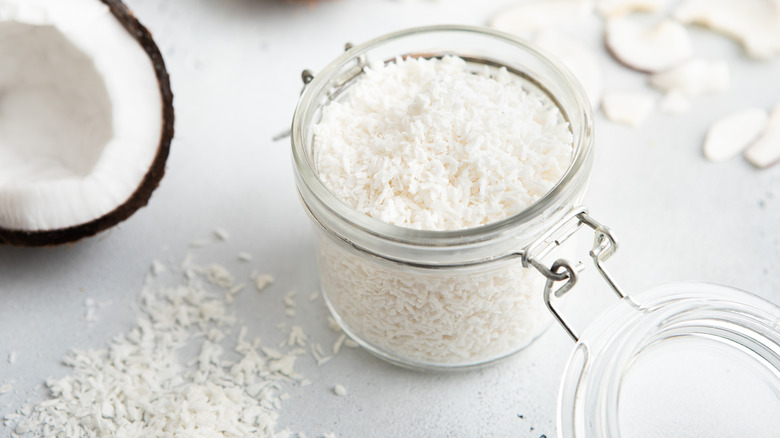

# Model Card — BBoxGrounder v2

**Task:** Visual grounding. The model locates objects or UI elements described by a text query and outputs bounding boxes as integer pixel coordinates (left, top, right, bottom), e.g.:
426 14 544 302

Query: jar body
292 25 594 369
316 228 555 368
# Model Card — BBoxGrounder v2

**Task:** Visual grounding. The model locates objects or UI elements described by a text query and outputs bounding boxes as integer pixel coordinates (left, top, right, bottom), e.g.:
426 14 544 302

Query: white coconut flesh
0 0 163 233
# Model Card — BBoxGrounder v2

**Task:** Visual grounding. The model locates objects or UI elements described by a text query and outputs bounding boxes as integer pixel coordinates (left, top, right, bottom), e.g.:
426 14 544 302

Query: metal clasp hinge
523 208 626 342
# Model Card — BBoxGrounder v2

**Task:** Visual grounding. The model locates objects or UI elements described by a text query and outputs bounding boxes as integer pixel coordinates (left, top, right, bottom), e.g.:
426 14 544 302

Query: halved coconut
0 0 174 246
605 16 693 73
673 0 780 60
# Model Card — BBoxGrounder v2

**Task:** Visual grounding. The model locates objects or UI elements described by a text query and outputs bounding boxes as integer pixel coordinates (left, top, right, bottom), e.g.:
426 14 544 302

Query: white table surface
2 0 779 437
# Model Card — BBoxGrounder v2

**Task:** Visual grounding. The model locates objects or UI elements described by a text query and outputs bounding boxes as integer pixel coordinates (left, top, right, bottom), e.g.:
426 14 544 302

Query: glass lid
557 282 780 438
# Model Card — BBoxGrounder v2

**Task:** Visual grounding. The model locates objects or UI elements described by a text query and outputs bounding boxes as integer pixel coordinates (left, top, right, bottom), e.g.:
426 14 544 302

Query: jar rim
291 24 594 247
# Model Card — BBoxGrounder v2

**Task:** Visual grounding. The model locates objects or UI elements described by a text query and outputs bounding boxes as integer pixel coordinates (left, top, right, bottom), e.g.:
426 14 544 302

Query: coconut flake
189 238 209 248
649 58 729 97
745 105 780 168
703 108 769 162
238 251 253 262
150 259 166 276
605 17 693 73
332 385 347 397
255 274 275 292
213 227 230 241
314 55 573 231
206 263 234 288
489 0 594 37
673 0 780 60
601 91 656 126
535 30 603 109
5 259 304 437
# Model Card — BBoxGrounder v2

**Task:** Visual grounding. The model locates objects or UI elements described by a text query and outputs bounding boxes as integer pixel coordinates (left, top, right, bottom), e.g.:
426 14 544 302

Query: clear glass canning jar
555 282 780 438
291 25 593 369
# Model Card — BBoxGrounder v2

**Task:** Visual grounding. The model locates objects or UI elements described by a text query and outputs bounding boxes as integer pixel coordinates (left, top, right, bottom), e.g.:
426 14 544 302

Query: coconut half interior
0 0 171 245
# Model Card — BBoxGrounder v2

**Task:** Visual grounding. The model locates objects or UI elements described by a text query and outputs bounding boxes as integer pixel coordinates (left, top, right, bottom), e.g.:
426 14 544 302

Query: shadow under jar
291 25 593 370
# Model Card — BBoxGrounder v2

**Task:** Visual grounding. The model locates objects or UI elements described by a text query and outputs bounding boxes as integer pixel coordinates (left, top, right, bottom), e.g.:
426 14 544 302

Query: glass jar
291 25 593 369
555 282 780 438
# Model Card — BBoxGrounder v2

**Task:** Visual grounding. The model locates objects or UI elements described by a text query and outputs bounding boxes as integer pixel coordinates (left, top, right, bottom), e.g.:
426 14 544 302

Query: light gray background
1 0 779 437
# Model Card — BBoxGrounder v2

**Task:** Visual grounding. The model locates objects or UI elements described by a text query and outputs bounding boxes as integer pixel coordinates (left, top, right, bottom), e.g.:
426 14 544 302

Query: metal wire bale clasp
524 209 626 342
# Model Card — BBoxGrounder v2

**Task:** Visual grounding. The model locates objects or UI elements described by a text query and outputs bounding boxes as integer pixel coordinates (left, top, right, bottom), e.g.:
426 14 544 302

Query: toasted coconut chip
745 105 780 168
659 91 692 115
648 58 729 96
703 108 769 162
605 17 693 73
601 91 656 126
535 31 603 109
489 0 594 37
673 0 780 60
596 0 668 18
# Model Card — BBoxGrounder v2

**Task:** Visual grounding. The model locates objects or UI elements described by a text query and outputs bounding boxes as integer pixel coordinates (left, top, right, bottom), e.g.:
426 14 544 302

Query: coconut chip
648 58 729 97
601 91 656 126
605 16 693 73
703 108 769 162
745 104 780 168
673 0 780 60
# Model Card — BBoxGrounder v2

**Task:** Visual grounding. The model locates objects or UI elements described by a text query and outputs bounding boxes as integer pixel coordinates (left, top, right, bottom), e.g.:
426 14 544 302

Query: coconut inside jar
314 55 573 232
292 27 592 369
312 55 575 366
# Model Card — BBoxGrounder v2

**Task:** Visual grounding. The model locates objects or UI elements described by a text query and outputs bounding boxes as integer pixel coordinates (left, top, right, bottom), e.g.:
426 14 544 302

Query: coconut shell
0 0 174 247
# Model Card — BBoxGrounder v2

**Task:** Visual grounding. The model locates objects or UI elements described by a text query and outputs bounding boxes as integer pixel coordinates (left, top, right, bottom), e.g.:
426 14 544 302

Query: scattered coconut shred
313 55 572 364
2 257 338 438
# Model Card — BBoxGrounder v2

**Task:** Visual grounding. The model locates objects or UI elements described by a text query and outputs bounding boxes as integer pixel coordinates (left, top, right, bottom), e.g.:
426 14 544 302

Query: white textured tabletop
1 1 779 437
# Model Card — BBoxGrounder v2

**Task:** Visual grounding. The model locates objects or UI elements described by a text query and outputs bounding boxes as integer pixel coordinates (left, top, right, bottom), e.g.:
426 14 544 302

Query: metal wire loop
543 259 580 341
526 208 627 342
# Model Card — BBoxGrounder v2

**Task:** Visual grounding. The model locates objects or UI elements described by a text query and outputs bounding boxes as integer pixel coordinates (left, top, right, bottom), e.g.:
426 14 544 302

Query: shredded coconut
311 55 568 365
189 238 209 248
332 385 347 397
318 235 551 364
255 274 275 292
8 351 17 364
314 55 573 231
238 252 254 262
3 259 315 438
214 227 230 241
